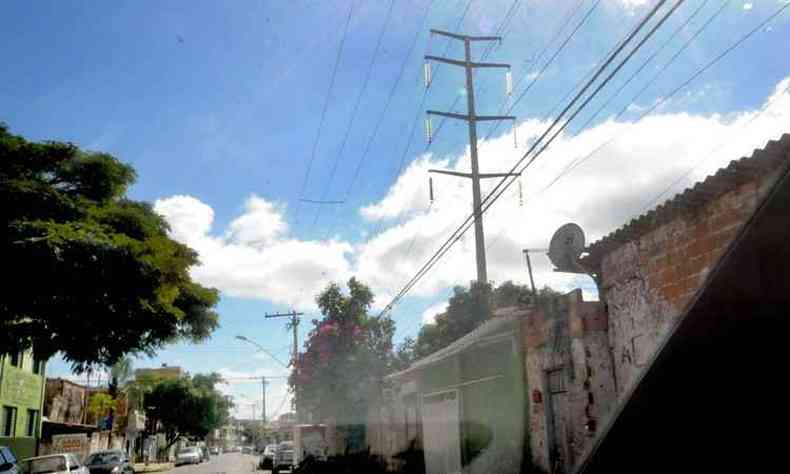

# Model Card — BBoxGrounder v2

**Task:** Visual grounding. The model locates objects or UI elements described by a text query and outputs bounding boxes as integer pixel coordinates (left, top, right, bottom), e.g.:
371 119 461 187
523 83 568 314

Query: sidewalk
133 463 173 473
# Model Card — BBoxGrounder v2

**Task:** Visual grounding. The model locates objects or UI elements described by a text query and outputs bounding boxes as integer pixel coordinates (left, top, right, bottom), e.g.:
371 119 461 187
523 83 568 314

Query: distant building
0 351 47 459
134 364 183 381
44 379 88 425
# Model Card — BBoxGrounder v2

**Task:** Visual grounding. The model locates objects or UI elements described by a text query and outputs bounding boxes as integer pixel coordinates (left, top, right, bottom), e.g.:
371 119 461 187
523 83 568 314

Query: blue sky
3 0 789 418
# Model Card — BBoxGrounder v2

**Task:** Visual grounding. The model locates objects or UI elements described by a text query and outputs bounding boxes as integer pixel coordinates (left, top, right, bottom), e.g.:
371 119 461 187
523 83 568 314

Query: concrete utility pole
265 311 304 368
523 248 548 298
261 377 266 425
425 29 518 285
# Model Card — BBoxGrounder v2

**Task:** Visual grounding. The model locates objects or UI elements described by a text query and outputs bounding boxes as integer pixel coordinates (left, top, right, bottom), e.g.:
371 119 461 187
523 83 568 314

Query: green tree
409 282 563 360
145 374 231 451
88 392 117 422
1 125 220 370
290 278 394 445
108 357 134 397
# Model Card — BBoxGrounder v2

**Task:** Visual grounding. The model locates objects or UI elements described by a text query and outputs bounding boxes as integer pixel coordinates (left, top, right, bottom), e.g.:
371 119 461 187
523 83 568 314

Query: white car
174 447 201 466
20 454 88 474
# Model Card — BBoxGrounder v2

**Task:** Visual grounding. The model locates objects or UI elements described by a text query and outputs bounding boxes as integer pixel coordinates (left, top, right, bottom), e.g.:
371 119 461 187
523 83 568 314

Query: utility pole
265 310 304 367
523 249 548 298
424 29 518 285
261 377 266 425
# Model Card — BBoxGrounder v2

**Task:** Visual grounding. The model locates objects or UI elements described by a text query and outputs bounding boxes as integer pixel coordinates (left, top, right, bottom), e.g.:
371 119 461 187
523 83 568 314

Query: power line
378 0 678 316
428 0 584 149
360 1 475 244
641 85 790 213
294 0 355 227
485 0 603 140
573 0 714 133
318 0 439 242
491 0 789 264
545 0 780 191
426 0 526 149
310 0 397 230
539 0 725 192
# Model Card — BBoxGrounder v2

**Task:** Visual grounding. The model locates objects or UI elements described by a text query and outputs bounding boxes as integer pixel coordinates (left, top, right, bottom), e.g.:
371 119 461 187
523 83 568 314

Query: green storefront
0 352 46 460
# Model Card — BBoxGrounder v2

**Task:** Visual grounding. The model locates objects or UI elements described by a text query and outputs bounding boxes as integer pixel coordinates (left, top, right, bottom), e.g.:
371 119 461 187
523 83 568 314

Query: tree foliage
144 373 231 449
1 124 220 370
290 278 394 428
404 282 563 361
108 356 134 397
88 392 117 421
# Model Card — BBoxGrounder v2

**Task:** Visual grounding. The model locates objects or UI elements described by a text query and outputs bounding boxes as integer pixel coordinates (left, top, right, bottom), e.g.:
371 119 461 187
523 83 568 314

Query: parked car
84 450 133 474
272 442 294 474
258 444 277 470
199 447 209 463
242 446 253 455
174 447 201 466
0 447 18 474
209 447 220 456
20 454 88 474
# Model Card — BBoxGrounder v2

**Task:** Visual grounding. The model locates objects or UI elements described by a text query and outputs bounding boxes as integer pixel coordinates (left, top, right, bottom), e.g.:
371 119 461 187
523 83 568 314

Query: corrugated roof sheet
582 133 790 267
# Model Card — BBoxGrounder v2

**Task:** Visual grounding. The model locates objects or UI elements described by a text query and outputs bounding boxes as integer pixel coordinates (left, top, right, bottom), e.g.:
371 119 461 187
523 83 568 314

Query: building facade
0 351 46 459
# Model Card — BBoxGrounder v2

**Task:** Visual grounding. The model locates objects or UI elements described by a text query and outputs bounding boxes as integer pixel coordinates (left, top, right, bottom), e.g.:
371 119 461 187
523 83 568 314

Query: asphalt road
172 453 264 474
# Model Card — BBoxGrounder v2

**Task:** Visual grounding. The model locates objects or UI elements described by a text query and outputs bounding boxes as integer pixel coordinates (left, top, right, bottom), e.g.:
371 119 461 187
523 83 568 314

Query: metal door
546 368 570 473
422 390 462 474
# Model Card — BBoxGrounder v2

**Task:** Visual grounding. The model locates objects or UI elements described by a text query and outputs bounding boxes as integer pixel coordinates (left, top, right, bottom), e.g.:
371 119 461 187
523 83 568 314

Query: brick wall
522 291 613 473
600 162 784 399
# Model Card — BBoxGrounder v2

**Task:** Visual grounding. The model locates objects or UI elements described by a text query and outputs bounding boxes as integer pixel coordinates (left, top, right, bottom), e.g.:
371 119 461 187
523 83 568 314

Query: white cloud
155 78 790 323
155 194 353 309
360 154 448 221
154 195 214 244
743 3 753 11
225 195 287 247
422 301 449 324
616 0 649 12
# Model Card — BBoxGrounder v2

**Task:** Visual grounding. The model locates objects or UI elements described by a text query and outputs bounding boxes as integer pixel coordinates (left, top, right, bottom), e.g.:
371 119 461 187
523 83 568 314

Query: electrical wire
310 0 397 230
544 0 778 191
360 0 475 243
378 0 677 316
318 0 440 242
485 0 604 140
426 0 526 150
294 0 355 226
573 0 713 133
428 0 584 149
640 82 790 212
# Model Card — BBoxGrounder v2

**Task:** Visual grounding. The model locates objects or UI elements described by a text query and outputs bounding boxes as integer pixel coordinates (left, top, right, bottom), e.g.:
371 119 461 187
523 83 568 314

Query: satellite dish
548 223 586 273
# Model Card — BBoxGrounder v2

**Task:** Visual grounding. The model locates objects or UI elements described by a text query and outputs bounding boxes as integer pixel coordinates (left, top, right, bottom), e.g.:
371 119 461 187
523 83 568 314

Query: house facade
0 351 46 459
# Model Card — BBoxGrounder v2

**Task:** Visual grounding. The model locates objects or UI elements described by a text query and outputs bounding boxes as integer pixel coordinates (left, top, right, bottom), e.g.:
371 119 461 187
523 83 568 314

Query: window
26 409 38 436
547 368 567 394
2 406 17 436
32 357 45 375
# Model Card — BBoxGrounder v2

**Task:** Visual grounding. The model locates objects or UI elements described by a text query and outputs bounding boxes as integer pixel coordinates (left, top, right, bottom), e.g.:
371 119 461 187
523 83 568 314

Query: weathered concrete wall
45 379 87 425
600 167 781 399
522 291 614 473
367 374 421 470
567 290 617 463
